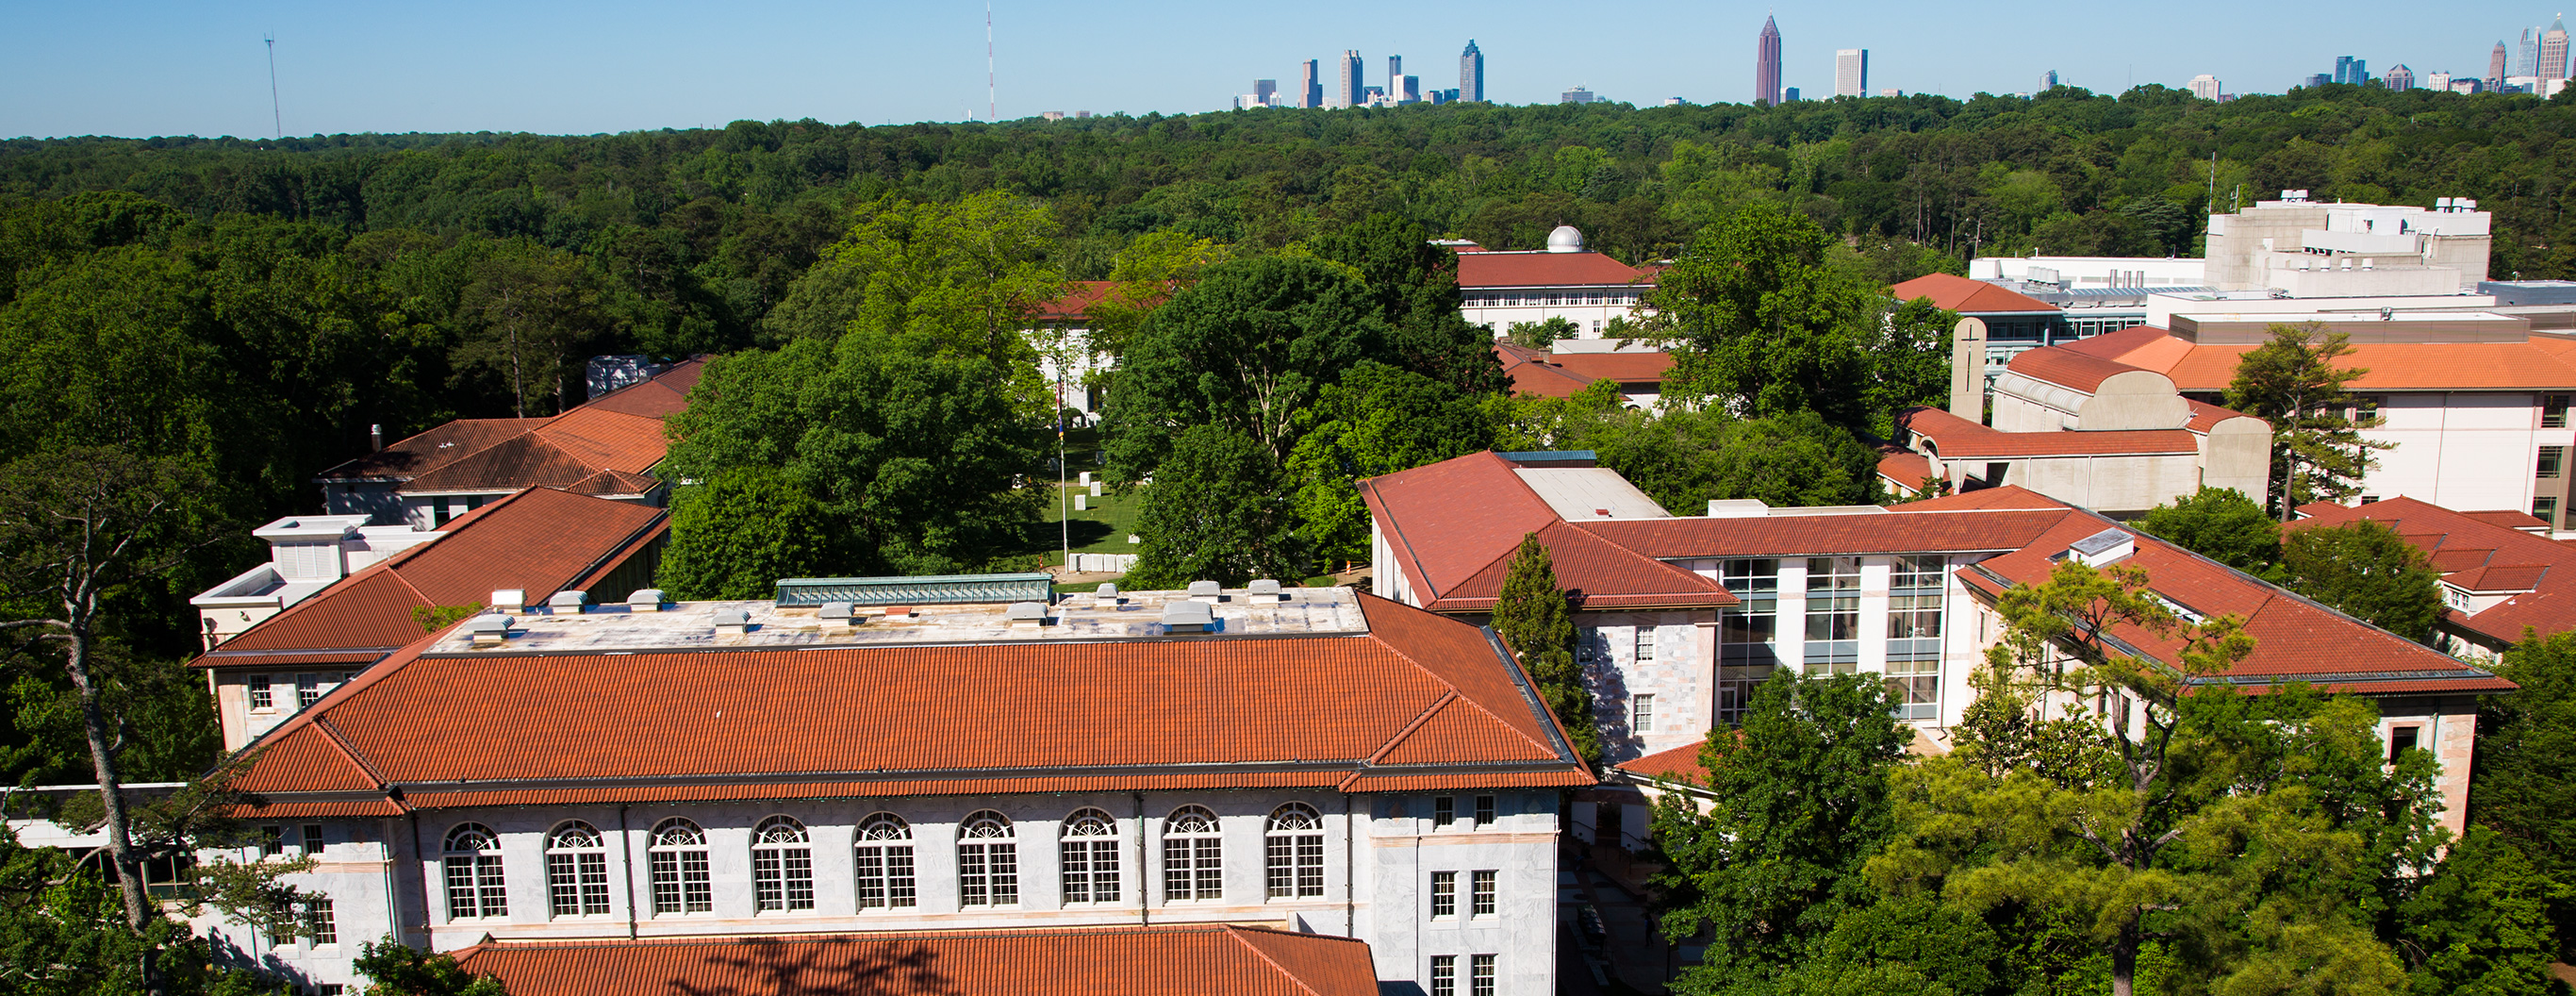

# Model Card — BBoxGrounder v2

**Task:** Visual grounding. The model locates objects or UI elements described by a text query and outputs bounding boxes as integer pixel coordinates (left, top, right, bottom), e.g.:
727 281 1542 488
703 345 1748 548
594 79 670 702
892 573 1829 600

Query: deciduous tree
1124 425 1304 587
2280 520 2441 643
2137 486 2282 575
1284 361 1494 568
2470 630 2576 960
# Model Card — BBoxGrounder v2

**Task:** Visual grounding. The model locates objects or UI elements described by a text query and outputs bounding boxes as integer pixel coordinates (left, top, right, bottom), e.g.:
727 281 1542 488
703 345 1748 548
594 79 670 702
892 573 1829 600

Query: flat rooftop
430 586 1371 656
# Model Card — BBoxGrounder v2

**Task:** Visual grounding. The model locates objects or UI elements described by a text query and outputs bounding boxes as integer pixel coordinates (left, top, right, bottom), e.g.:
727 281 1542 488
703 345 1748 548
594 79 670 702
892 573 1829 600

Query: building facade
1455 227 1655 338
204 586 1586 995
1835 49 1867 97
1336 51 1362 108
1755 17 1782 105
1461 40 1484 102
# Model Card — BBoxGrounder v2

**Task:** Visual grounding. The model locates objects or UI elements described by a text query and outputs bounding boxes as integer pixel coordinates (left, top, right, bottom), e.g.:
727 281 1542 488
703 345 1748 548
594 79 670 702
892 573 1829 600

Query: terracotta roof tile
1495 347 1600 399
2006 347 2159 392
1580 507 2073 558
2460 509 2552 531
1889 485 2073 511
1369 695 1560 766
2185 399 2259 432
1457 252 1650 289
2081 329 2576 392
1037 280 1119 320
1360 453 1561 604
1897 407 2197 457
1427 521 1735 613
314 419 542 481
1878 451 1934 489
1611 741 1707 783
570 357 706 420
2293 497 2576 644
1891 273 2058 314
450 924 1379 996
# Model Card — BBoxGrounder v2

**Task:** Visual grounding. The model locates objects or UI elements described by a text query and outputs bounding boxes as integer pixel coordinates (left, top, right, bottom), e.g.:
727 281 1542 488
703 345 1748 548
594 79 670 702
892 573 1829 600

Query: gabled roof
1494 344 1601 399
313 359 701 490
1429 520 1736 613
2291 497 2576 645
1579 505 2072 558
2184 398 2261 432
448 924 1380 996
1896 407 2198 458
1891 273 2058 314
1036 280 1119 321
1611 741 1708 784
192 488 667 668
2072 327 2576 392
1358 454 1728 613
1457 252 1651 290
2006 347 2160 392
223 592 1591 810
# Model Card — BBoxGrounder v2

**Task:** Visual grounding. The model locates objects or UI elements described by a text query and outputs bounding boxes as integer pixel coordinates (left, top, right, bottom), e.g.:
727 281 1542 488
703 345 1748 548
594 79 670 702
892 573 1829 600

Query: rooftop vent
1247 578 1284 602
2068 527 2136 567
549 589 590 613
1006 601 1052 627
1706 499 1770 519
1161 600 1217 634
626 589 666 612
817 601 857 625
1095 583 1122 604
492 589 526 614
466 614 514 645
1187 580 1223 604
713 608 752 636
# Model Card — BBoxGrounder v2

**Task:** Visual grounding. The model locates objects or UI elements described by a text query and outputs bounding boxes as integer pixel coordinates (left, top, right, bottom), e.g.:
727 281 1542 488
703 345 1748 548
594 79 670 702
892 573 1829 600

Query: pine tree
1488 532 1600 765
2224 323 2390 520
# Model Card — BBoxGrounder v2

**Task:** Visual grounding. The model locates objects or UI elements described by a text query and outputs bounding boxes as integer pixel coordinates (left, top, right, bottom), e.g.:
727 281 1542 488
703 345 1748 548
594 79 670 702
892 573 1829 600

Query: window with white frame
1430 871 1457 917
295 672 322 708
1804 556 1861 674
958 811 1018 906
1430 955 1457 996
1471 954 1497 996
247 675 273 710
1060 809 1120 905
301 896 337 946
441 823 506 920
1632 694 1655 734
1886 555 1945 720
1471 870 1496 916
1264 804 1324 899
544 822 611 917
751 816 815 912
1634 626 1657 661
1162 805 1222 902
648 819 711 914
855 813 916 909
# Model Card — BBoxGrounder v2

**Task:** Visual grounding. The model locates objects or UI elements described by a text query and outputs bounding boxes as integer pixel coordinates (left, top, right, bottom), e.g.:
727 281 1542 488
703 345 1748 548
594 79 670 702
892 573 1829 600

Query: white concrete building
200 584 1586 995
2204 194 2492 293
1456 226 1656 339
189 515 441 651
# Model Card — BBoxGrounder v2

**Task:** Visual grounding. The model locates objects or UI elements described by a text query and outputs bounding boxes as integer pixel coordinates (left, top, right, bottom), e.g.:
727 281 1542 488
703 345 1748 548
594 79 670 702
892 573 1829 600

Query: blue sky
0 1 2543 139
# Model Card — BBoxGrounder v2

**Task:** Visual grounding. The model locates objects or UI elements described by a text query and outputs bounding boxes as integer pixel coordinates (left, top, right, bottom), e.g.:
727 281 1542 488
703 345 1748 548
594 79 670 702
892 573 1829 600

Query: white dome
1545 225 1584 253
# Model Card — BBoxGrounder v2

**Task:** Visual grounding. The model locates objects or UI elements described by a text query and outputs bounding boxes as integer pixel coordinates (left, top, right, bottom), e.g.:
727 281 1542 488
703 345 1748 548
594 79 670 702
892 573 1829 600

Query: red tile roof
1457 252 1651 290
2075 328 2576 392
1358 456 1731 613
2184 398 2259 432
2460 509 2551 531
1494 344 1674 398
1895 407 2198 458
2006 347 2162 392
1889 484 2075 511
1877 451 1934 490
314 359 700 490
1890 274 2058 314
192 488 667 668
1428 520 1736 613
1611 741 1708 784
1579 507 2072 558
1036 280 1119 321
224 593 1592 807
450 924 1379 996
1494 344 1600 399
2291 496 2576 645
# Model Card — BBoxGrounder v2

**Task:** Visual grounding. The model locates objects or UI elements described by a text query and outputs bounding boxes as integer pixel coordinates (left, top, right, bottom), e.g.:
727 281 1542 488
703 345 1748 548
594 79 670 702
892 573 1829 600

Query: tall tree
1124 425 1304 588
1284 361 1494 568
1311 213 1506 395
2390 827 2568 996
1643 205 1878 424
1487 533 1600 766
655 468 839 600
2136 486 2282 575
2279 520 2442 643
1102 256 1385 478
0 447 232 995
2224 323 2388 520
1080 230 1236 360
2470 630 2576 961
455 247 612 418
1647 671 1912 988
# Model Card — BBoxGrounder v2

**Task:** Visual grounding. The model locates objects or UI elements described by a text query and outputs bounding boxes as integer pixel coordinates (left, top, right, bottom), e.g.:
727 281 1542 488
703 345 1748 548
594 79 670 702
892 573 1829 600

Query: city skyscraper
1300 59 1322 108
1755 16 1782 106
1336 50 1362 108
2188 75 2221 100
2040 69 2058 91
1460 40 1484 103
1253 79 1277 106
2383 64 2414 91
2492 41 2511 86
2547 16 2571 79
1834 48 1868 97
2518 26 2541 77
1387 55 1402 105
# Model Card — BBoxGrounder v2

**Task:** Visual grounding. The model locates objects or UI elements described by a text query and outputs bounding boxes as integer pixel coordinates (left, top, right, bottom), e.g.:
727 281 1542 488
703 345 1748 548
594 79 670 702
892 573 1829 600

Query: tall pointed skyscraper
1460 40 1485 103
2546 16 2571 80
1755 16 1783 106
2490 41 2509 87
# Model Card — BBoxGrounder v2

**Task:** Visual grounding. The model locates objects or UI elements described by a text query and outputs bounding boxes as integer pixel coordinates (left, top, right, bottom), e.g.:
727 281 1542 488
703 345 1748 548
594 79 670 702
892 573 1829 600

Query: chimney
370 424 384 452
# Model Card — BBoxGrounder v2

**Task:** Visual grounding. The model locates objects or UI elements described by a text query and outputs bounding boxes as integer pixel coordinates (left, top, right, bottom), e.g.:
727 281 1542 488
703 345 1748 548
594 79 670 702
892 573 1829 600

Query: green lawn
1032 480 1145 559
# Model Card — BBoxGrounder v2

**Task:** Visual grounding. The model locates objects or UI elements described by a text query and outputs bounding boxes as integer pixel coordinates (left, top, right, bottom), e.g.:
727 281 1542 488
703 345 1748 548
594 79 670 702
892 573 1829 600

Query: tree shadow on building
669 938 953 996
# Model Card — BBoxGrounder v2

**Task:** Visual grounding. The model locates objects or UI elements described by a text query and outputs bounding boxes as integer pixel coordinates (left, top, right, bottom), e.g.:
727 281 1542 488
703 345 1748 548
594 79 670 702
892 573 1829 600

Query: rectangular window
854 843 916 909
958 841 1018 906
1632 694 1655 733
1805 556 1861 673
295 673 322 709
2389 724 2421 763
1633 627 1657 661
1432 797 1455 828
246 675 273 710
1471 870 1496 916
753 847 815 912
650 849 713 913
259 826 284 857
1474 796 1495 827
548 851 611 917
2536 497 2560 527
1471 954 1496 996
1430 955 1457 996
1885 651 1941 722
319 987 345 996
1430 871 1457 917
2540 446 2565 480
2546 394 2569 429
300 824 325 855
302 897 337 946
1061 838 1118 905
1719 557 1779 646
1887 593 1942 640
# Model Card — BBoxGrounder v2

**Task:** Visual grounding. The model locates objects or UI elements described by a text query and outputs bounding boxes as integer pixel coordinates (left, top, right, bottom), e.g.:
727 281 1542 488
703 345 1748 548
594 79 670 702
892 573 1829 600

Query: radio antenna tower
264 35 283 139
986 1 996 122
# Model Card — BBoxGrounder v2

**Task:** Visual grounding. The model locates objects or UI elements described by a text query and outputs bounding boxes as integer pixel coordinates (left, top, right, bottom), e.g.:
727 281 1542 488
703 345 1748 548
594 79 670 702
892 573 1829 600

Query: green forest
5 83 2576 994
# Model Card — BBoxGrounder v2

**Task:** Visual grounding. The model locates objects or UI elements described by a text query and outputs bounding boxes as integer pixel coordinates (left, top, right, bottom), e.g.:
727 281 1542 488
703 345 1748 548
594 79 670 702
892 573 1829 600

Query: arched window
957 811 1018 906
854 813 916 909
647 819 711 914
1162 805 1222 902
543 822 610 917
1265 804 1325 899
1060 808 1121 904
751 816 814 912
441 823 506 920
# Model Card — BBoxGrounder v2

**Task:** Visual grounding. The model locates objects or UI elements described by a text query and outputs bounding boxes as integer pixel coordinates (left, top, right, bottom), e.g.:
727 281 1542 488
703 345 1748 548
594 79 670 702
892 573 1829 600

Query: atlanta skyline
0 0 2535 140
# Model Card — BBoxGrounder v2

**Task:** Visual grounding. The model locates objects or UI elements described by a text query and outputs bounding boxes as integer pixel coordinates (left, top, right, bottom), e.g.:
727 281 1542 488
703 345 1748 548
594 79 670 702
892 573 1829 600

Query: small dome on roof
1545 225 1584 253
